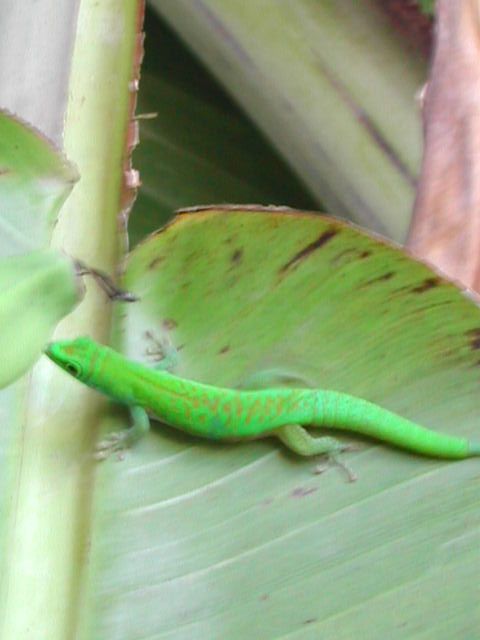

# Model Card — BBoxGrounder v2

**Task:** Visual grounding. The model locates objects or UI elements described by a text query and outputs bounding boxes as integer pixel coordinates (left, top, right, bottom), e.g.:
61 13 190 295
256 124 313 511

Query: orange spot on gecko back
276 399 285 416
234 395 243 417
183 404 192 422
264 396 274 414
209 397 220 412
245 398 263 425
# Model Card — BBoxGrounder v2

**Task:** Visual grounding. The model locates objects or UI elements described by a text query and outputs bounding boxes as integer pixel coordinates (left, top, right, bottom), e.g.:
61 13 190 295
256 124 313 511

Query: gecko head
44 336 98 383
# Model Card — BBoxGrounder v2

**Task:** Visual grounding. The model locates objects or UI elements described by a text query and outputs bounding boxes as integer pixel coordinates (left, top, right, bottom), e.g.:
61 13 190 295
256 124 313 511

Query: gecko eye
65 362 82 377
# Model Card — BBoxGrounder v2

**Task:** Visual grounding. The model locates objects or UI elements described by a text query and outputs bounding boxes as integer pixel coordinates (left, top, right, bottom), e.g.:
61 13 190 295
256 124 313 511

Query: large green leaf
80 207 480 638
0 110 78 254
131 8 315 245
151 0 427 241
0 111 82 386
0 250 83 388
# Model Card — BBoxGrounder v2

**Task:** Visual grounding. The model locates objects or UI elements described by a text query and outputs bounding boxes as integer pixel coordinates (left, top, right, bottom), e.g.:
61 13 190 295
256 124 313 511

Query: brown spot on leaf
379 271 394 281
219 345 230 355
291 486 317 498
466 328 480 351
148 256 164 269
303 618 317 625
361 271 395 287
231 248 243 265
359 250 371 259
162 318 177 331
412 277 440 293
330 248 357 264
280 227 339 273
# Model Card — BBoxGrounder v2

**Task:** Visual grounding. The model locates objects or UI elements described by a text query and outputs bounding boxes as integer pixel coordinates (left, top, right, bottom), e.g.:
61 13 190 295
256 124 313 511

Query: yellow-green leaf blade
86 207 480 638
0 110 78 254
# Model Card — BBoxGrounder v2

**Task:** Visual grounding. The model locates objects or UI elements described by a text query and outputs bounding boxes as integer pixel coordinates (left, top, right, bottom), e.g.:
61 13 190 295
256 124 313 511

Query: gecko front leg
94 331 178 460
95 405 151 460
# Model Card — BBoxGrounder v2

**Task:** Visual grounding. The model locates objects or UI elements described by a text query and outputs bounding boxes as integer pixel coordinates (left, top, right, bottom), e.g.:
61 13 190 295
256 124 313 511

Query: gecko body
45 337 480 460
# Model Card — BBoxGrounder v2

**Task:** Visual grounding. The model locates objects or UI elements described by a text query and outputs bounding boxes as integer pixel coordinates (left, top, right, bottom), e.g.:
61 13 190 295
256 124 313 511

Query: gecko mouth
44 342 58 362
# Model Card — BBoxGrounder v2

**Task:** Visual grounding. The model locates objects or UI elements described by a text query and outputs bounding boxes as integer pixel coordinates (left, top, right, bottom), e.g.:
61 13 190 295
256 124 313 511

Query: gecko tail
466 441 480 457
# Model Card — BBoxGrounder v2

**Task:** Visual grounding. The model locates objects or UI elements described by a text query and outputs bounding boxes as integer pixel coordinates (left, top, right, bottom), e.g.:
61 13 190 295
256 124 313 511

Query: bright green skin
44 337 480 460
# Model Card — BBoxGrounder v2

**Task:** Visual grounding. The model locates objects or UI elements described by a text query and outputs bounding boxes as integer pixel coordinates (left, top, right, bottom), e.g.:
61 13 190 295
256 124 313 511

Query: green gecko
44 337 480 463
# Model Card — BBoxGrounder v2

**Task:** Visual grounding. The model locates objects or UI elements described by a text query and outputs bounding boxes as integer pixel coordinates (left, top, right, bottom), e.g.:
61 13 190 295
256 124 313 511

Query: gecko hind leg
276 424 346 456
95 406 151 460
275 424 356 482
